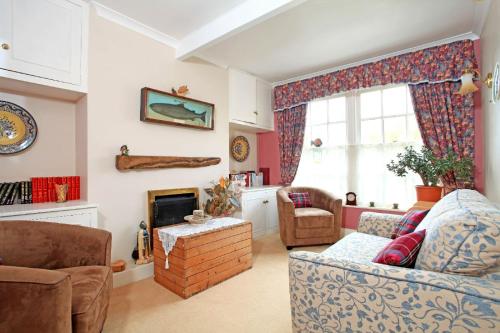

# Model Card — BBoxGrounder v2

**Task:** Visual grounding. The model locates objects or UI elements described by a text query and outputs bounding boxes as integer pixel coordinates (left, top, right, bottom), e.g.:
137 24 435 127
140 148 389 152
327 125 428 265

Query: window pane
328 96 346 122
328 123 346 146
407 115 421 142
360 90 381 119
303 126 312 148
361 119 382 144
384 116 406 143
310 100 328 125
311 124 327 143
407 88 415 114
383 86 407 116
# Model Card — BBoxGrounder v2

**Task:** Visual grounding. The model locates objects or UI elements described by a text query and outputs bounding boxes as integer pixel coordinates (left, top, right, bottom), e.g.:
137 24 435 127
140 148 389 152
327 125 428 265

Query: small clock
346 192 357 206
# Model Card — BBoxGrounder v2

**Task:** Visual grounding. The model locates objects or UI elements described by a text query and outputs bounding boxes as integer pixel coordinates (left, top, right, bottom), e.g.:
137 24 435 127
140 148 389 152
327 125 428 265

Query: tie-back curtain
274 39 478 187
273 40 477 112
409 82 475 193
277 104 307 185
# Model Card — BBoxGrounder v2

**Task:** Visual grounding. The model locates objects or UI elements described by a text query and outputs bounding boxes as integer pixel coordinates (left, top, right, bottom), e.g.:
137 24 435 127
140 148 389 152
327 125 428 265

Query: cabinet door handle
253 111 258 115
263 200 269 204
1 43 10 50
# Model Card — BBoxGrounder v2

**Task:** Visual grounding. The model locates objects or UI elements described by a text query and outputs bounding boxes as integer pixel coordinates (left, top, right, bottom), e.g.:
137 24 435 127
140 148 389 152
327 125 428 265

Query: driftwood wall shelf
116 155 221 171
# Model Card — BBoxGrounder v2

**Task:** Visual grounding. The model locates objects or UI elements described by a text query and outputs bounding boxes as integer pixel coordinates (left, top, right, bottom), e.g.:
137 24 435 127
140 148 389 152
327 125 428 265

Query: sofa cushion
391 209 429 239
57 265 112 333
321 232 391 264
374 230 426 267
288 192 312 208
415 189 500 276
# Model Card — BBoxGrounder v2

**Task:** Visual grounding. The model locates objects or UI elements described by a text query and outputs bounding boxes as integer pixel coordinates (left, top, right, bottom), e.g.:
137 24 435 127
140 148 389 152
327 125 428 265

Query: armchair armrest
289 251 500 333
0 266 72 333
308 188 342 215
357 212 403 238
0 221 112 269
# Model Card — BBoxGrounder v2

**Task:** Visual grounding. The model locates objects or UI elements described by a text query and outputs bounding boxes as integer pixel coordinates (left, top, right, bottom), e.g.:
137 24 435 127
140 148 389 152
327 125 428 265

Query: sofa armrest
288 251 500 333
357 212 403 238
0 221 112 269
0 266 72 333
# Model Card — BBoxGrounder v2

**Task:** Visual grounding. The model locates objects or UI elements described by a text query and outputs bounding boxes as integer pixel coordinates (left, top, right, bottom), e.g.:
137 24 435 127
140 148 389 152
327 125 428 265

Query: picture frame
140 87 214 130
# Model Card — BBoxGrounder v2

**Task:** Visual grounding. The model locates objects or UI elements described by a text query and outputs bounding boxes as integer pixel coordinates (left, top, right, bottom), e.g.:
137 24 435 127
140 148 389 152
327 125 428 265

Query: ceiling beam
175 0 306 60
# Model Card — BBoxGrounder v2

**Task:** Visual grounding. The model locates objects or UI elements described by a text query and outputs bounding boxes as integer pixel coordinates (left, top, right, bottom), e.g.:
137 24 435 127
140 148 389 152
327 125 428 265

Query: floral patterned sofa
288 190 500 333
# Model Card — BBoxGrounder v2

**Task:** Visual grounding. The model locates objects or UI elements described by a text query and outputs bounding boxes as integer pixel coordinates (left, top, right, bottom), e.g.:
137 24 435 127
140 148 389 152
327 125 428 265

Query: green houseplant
387 146 474 202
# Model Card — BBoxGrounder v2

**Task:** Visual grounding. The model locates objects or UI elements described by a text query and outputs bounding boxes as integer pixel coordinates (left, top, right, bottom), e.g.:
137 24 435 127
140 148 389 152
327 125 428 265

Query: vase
415 185 443 202
55 184 68 203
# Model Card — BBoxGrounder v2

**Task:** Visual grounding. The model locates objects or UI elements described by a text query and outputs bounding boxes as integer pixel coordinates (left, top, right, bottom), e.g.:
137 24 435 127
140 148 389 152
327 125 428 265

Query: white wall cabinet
237 186 280 239
0 201 98 228
0 0 88 95
229 68 274 132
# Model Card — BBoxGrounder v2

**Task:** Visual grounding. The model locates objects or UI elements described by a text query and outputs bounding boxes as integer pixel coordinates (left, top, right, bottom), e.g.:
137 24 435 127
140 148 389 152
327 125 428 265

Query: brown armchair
277 187 342 249
0 221 112 333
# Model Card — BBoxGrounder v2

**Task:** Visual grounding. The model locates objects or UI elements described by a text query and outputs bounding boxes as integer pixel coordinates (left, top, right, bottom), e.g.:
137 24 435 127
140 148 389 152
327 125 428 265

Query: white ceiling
93 0 246 39
92 0 490 83
200 0 479 82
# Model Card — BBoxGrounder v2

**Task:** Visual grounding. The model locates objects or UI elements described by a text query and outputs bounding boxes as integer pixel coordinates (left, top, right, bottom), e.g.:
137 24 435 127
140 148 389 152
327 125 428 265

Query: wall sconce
457 68 492 96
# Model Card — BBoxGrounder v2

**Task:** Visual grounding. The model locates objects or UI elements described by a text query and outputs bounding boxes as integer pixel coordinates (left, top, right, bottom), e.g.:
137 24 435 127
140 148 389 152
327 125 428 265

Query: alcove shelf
115 155 221 171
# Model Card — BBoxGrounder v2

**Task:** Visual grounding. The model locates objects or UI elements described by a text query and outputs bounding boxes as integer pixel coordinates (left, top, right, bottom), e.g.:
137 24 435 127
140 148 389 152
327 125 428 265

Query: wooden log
116 155 221 170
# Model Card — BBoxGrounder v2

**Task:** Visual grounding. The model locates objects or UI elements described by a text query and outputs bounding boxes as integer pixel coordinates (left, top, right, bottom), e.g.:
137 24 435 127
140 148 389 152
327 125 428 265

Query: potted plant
387 146 473 202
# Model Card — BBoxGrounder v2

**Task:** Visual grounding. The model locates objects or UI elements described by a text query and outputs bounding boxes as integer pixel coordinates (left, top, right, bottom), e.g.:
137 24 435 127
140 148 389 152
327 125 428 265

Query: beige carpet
104 233 327 333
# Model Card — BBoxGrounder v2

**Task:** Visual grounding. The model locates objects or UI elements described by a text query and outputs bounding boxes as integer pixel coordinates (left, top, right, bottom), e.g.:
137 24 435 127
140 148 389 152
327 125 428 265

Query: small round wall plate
231 135 250 162
0 101 37 154
492 62 500 104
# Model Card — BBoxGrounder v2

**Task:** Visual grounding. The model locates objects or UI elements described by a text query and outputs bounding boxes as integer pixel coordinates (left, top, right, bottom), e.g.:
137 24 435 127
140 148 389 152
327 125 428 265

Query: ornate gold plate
231 135 250 162
0 101 37 154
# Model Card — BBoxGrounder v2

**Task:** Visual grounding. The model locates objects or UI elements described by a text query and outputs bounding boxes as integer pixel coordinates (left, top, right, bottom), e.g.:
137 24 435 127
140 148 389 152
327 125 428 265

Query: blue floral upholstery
415 190 500 276
288 190 500 332
357 212 403 238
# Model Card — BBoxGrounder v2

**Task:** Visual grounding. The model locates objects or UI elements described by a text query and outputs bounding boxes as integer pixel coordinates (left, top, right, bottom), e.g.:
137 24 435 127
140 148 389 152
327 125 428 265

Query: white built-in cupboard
0 0 88 98
229 68 274 132
236 186 280 239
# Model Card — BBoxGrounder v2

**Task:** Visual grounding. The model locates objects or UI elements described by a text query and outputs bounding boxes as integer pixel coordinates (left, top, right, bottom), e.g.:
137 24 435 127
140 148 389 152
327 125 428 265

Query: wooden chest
153 221 252 298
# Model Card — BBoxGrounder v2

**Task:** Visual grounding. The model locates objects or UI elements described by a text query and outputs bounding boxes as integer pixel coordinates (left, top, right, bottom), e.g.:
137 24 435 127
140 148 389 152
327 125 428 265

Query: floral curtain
274 40 477 111
409 82 475 192
277 104 307 185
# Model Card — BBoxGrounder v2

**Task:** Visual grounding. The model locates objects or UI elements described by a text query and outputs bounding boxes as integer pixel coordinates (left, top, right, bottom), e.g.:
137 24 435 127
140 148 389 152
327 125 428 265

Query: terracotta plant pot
416 185 443 202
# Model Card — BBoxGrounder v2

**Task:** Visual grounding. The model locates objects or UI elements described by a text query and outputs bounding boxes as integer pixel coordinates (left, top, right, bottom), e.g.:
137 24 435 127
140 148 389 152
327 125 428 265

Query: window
294 85 422 208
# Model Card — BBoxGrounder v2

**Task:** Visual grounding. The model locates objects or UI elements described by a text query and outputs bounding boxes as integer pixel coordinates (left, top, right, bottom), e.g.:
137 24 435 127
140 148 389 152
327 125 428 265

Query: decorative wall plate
492 62 500 104
0 101 37 154
231 135 250 162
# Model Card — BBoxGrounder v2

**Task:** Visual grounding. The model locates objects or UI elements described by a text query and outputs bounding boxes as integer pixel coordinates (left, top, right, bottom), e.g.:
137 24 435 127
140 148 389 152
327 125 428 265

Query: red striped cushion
373 230 426 267
288 192 312 208
391 209 429 239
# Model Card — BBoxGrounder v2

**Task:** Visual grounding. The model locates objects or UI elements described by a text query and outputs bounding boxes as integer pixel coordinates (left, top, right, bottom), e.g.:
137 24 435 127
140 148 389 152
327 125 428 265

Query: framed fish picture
140 87 214 130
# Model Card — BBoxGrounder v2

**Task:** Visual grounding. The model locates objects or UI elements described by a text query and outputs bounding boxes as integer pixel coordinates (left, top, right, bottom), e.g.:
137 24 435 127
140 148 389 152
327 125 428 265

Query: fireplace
147 188 199 245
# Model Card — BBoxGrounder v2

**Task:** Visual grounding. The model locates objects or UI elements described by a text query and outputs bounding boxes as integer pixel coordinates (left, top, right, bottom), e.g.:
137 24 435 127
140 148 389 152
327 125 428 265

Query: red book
76 176 80 200
68 176 73 200
42 178 48 203
71 176 75 200
31 178 37 203
48 177 53 202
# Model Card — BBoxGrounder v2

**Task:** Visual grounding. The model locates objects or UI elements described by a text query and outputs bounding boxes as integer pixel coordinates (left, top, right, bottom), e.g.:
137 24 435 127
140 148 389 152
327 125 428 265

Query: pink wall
257 112 282 185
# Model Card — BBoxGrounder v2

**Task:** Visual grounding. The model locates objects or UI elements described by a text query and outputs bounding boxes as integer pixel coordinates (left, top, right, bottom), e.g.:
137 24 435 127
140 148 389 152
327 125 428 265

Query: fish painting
141 87 214 130
149 102 206 122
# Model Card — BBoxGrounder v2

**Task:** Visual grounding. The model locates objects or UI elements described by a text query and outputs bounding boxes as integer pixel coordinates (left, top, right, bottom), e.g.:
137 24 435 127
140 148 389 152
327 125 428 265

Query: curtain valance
273 39 477 112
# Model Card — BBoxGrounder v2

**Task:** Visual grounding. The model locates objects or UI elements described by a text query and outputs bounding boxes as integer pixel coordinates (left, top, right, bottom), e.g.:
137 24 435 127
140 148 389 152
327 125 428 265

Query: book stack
31 176 81 203
0 181 32 206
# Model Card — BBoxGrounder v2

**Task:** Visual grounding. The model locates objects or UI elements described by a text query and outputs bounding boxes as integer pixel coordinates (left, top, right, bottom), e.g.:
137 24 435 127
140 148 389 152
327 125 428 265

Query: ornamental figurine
135 221 153 265
120 145 129 156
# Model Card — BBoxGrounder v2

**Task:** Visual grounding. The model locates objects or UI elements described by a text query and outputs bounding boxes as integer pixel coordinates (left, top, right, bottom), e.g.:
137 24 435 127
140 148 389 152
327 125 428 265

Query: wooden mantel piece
116 155 221 171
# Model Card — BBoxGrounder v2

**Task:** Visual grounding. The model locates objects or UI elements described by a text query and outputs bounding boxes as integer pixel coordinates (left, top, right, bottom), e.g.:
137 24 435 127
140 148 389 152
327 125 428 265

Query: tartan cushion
288 192 312 208
373 229 426 267
391 209 429 239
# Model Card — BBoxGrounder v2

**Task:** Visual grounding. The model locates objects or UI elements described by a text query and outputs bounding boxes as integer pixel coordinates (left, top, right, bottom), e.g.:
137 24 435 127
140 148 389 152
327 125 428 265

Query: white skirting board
112 228 358 287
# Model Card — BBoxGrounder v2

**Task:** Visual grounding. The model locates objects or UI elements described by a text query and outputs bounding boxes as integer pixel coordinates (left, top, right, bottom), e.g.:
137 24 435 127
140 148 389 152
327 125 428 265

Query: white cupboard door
256 79 274 129
229 69 257 124
0 0 84 85
265 193 278 231
242 196 267 238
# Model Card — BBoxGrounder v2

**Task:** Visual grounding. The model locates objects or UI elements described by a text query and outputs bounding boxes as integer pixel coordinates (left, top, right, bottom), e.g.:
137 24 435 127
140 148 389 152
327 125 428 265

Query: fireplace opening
153 193 198 228
148 188 199 247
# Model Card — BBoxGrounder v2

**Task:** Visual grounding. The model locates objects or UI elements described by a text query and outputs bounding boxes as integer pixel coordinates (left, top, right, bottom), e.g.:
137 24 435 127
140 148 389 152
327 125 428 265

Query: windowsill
342 204 406 213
